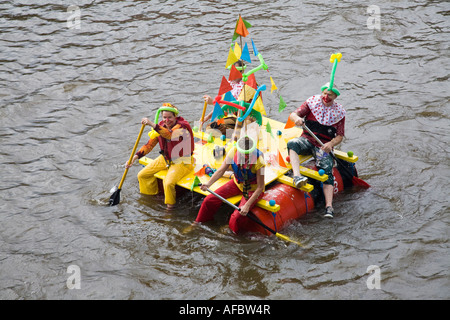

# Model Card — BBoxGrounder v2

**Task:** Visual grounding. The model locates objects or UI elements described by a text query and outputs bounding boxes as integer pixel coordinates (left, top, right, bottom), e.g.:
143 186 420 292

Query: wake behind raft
139 117 367 236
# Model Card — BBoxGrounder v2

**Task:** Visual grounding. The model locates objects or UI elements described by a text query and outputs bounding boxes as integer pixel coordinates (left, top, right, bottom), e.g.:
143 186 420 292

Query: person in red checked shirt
287 83 345 218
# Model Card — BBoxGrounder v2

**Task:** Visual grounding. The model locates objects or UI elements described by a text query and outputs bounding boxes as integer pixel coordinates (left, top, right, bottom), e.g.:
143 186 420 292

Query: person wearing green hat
126 103 195 209
287 83 346 218
194 136 266 232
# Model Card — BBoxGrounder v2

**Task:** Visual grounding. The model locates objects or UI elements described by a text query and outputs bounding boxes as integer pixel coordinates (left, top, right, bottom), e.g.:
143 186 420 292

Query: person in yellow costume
126 104 195 209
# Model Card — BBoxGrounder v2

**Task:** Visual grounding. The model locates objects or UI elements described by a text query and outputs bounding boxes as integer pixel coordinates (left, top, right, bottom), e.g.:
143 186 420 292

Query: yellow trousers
137 155 193 205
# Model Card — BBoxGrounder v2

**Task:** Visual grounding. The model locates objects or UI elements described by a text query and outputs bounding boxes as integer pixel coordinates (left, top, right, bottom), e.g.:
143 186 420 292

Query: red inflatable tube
229 167 345 235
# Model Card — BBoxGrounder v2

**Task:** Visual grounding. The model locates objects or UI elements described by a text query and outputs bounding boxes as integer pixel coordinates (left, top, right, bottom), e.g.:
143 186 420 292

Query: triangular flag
211 102 225 122
233 42 242 59
218 76 233 96
238 85 256 102
232 17 252 41
240 43 252 63
235 16 249 37
253 96 267 116
244 73 257 89
228 64 242 81
265 121 274 138
284 115 295 129
251 39 259 56
190 175 201 191
225 47 239 69
278 95 287 112
223 91 234 102
195 166 206 177
277 150 287 168
270 77 278 93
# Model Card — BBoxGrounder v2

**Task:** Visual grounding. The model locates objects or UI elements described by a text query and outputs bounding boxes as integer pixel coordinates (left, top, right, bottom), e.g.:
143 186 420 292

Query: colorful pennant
240 43 252 63
251 39 259 56
218 76 233 96
211 102 225 122
225 47 239 69
284 115 295 129
235 16 249 37
228 64 242 81
244 73 257 89
232 17 252 41
278 95 287 112
270 77 278 93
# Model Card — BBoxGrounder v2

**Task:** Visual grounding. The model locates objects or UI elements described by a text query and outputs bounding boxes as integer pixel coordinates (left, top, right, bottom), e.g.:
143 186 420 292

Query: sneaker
324 206 334 218
293 175 308 188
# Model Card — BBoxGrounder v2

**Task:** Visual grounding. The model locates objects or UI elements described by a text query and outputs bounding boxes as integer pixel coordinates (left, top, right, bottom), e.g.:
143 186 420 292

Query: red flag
228 64 242 81
245 73 257 89
235 16 249 37
218 76 233 96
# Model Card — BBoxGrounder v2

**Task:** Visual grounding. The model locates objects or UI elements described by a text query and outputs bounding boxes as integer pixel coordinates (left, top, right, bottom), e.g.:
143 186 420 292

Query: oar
200 100 207 131
199 184 303 247
109 123 146 206
302 124 370 188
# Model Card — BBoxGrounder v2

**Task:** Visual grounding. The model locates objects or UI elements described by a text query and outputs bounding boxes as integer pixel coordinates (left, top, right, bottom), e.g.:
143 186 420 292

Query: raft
137 16 367 236
139 116 361 235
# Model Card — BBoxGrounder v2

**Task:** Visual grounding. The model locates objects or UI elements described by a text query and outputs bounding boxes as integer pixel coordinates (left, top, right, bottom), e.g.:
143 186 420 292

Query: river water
0 0 448 300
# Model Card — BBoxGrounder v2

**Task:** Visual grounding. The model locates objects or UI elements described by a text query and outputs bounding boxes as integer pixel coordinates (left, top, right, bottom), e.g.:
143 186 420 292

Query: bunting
240 43 252 63
233 42 242 59
225 47 239 69
232 16 252 41
244 73 257 89
278 96 287 112
228 64 242 81
270 77 278 93
253 96 266 116
276 150 287 167
211 102 225 122
235 16 250 38
218 76 233 95
284 115 296 129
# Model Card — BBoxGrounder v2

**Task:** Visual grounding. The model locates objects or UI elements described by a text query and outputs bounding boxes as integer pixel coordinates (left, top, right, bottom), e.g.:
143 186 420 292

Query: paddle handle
118 123 146 190
201 184 274 235
200 100 207 130
303 123 370 188
201 184 304 246
200 184 241 211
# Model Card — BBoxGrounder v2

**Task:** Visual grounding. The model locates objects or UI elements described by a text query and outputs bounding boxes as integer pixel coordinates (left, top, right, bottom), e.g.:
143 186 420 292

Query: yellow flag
233 42 242 60
225 47 239 69
253 96 267 116
270 76 278 93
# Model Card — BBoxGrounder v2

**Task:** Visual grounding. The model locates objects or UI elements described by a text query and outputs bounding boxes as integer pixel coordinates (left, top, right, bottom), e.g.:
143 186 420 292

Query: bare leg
323 184 334 208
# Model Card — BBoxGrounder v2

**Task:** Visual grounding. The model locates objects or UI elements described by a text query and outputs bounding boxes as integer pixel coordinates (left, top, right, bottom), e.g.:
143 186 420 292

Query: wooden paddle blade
109 189 121 206
352 176 371 188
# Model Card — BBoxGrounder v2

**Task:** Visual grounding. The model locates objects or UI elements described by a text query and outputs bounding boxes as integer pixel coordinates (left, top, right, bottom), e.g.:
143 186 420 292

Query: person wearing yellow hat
126 103 194 209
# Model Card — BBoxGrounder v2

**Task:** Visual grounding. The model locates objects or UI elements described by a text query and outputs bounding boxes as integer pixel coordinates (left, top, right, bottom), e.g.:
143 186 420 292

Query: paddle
199 183 303 247
302 124 370 188
200 100 207 131
109 123 146 206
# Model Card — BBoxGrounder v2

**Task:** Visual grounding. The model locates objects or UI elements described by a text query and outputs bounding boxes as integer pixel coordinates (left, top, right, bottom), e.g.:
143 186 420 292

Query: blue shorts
287 137 335 185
